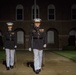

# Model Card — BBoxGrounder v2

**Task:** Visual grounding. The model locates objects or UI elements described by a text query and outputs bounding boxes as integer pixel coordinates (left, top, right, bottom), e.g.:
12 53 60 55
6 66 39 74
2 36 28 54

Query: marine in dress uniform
29 18 47 74
3 22 17 70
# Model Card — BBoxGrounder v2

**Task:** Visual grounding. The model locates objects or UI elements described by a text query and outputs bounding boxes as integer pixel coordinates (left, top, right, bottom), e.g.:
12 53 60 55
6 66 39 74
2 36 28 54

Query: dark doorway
68 35 75 46
0 32 3 47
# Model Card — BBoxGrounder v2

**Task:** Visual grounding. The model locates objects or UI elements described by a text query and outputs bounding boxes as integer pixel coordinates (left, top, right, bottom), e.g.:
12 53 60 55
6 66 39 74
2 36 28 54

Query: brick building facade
0 0 76 50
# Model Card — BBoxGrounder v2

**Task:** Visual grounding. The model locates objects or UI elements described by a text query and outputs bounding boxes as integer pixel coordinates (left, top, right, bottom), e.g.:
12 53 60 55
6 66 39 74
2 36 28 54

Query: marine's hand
3 47 5 50
15 45 17 48
43 44 46 48
29 48 31 51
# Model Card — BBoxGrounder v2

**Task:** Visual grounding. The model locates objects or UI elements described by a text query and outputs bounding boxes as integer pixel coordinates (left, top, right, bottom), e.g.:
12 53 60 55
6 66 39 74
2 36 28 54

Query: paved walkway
0 51 76 75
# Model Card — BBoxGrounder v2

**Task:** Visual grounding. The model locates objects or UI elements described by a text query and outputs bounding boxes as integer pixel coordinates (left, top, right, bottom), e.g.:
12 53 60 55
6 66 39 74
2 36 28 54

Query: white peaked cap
34 18 42 22
6 22 13 26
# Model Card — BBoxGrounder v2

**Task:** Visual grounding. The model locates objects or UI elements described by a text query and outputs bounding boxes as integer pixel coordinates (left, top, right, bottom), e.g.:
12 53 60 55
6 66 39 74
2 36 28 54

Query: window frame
71 4 76 20
16 4 24 21
32 5 40 20
48 4 56 21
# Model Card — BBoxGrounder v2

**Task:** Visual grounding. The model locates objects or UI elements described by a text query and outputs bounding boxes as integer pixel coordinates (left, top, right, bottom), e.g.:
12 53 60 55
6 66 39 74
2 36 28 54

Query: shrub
62 46 76 50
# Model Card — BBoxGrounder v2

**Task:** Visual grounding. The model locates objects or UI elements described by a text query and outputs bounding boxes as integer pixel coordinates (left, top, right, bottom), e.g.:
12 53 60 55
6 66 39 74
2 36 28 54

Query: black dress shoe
10 66 14 69
39 69 41 72
35 70 39 74
7 67 10 70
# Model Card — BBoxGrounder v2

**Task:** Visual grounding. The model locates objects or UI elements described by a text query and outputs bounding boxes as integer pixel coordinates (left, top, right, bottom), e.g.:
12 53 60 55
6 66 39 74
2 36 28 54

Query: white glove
3 47 5 50
29 48 32 51
43 44 46 48
15 45 17 48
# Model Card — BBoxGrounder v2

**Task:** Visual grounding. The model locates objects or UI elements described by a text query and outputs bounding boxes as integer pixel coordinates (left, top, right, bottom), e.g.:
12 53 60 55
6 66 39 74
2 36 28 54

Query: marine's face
8 26 12 31
34 22 41 27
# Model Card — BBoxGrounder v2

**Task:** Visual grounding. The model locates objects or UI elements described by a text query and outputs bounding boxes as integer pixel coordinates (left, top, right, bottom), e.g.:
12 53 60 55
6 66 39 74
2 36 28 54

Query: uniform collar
34 26 40 29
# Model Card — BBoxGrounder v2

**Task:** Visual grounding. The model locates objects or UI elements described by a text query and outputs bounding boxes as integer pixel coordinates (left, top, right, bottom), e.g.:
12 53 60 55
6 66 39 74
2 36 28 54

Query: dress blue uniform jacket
3 30 17 49
29 26 46 50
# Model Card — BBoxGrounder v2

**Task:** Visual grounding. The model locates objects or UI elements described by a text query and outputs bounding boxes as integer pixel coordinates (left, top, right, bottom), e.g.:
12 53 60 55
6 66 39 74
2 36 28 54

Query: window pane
36 9 38 14
32 5 39 19
36 15 38 18
49 15 54 19
48 8 55 20
32 13 34 19
17 9 22 14
33 9 39 18
49 9 54 14
17 15 22 20
72 15 76 19
33 9 34 14
72 9 76 14
0 32 2 36
17 9 22 20
72 9 76 19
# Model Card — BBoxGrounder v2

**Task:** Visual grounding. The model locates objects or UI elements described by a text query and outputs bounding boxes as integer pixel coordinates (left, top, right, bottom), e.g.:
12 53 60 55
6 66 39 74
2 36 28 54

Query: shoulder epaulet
32 29 36 32
11 32 15 35
39 29 44 32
